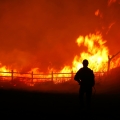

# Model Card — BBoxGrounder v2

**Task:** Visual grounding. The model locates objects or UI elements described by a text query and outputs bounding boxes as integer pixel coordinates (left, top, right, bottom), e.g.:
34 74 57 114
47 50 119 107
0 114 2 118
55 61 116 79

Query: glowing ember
95 9 100 16
95 9 103 18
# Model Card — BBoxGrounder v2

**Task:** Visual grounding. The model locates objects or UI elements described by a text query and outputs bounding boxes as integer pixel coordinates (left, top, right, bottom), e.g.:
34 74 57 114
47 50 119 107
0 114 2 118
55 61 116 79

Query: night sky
0 0 120 72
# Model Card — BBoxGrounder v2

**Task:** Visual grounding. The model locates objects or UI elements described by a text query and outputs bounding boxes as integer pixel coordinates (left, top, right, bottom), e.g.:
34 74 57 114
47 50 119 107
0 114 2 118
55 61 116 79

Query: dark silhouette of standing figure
74 59 95 110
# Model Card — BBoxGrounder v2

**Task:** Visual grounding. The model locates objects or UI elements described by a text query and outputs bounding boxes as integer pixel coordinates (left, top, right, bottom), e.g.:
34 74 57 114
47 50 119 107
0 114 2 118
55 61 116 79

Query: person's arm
91 70 95 87
74 69 81 85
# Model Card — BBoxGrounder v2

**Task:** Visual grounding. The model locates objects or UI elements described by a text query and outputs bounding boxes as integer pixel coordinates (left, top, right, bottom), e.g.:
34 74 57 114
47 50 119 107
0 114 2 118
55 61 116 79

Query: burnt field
0 68 120 119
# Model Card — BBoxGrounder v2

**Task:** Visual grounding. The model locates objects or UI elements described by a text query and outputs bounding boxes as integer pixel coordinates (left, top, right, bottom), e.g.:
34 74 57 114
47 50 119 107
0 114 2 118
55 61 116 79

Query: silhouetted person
74 59 95 110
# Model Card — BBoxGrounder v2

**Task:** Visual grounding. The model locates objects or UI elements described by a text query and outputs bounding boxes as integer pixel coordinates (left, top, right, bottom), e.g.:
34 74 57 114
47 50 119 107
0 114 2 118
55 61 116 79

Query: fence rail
0 70 106 84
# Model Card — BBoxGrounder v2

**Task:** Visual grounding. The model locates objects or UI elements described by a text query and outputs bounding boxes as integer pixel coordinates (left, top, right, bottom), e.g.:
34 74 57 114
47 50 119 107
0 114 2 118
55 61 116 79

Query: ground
0 87 120 120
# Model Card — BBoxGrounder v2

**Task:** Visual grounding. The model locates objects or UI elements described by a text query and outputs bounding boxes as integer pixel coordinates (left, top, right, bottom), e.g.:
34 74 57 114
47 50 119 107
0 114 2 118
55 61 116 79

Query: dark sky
0 0 120 72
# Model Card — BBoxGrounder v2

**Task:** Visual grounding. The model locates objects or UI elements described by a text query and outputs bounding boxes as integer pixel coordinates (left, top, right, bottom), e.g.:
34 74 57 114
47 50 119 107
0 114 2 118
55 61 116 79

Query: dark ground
0 87 120 120
1 68 120 119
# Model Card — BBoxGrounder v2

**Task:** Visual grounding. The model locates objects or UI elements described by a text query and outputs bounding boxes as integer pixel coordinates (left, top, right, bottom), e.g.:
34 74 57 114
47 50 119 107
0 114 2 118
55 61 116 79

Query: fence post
31 71 33 83
71 70 74 80
11 70 13 81
51 71 53 82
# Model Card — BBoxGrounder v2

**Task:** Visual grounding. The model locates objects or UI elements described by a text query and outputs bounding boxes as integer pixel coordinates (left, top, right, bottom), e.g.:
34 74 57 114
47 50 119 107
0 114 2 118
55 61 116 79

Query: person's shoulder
80 67 83 70
77 68 83 73
78 68 83 71
88 68 93 72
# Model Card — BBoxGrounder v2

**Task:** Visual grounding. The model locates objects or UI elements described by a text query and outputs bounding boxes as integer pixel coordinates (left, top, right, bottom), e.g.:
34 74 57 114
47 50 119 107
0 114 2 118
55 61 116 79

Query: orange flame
59 32 109 74
72 32 109 72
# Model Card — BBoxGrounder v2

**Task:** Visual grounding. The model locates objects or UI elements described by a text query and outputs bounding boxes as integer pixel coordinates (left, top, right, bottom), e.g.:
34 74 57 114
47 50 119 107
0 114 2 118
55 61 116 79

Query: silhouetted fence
0 70 106 84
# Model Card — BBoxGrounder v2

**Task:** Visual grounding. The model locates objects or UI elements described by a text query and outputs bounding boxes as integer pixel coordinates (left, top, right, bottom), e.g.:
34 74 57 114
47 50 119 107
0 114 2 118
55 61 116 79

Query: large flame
72 32 109 72
0 32 120 85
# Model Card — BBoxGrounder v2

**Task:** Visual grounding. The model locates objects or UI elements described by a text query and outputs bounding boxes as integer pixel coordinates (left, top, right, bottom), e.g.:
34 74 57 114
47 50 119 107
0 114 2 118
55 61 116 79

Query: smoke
94 0 120 54
0 0 120 72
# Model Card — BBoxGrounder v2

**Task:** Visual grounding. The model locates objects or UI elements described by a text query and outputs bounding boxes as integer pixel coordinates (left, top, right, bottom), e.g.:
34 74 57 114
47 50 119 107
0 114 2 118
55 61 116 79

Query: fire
0 66 11 76
0 64 16 77
71 32 109 72
51 32 110 83
59 32 109 75
0 32 120 85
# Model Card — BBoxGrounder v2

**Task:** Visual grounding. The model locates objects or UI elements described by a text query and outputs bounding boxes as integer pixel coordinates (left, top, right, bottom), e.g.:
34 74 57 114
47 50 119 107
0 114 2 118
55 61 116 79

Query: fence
0 70 106 84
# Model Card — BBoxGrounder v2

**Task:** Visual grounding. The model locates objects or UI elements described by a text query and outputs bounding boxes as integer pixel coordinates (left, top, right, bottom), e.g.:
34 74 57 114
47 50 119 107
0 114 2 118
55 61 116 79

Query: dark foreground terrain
0 87 120 120
1 67 120 119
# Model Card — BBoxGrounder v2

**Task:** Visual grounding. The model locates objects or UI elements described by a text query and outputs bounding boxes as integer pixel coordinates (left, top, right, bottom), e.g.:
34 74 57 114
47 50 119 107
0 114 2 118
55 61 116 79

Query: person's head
82 59 89 67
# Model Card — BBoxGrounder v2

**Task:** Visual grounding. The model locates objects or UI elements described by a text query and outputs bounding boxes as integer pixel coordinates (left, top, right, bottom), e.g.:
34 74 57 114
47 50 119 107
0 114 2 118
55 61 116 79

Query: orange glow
95 9 103 18
95 9 100 16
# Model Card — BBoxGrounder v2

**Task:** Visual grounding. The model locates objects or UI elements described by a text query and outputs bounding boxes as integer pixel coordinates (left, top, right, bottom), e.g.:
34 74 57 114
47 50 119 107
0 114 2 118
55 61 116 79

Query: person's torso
79 67 94 86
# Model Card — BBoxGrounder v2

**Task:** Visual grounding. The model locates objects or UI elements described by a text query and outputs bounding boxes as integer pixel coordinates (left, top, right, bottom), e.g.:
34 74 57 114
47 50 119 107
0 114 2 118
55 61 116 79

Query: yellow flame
71 33 109 72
